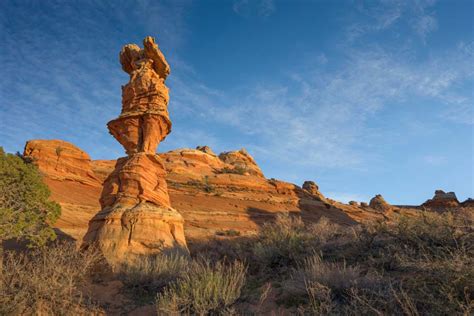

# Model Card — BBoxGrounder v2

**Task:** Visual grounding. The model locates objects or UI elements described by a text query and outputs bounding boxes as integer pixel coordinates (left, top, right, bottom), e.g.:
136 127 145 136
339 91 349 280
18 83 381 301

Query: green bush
0 148 60 247
217 166 247 175
156 259 247 315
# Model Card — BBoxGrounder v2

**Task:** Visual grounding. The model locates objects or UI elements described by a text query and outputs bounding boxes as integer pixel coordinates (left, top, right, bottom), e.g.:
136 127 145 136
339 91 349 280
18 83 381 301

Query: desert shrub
0 148 60 247
291 211 473 315
120 253 190 301
186 176 215 193
215 229 241 237
188 237 254 265
252 213 319 273
0 242 102 315
218 166 247 175
156 259 247 315
297 255 377 293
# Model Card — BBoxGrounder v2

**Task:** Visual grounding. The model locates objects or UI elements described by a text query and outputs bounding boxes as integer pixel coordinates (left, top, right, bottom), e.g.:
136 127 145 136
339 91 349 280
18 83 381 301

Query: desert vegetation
1 210 472 315
0 147 60 248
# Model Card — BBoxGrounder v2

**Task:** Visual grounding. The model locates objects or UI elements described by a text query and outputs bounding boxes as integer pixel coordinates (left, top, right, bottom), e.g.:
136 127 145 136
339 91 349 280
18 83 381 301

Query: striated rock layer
81 36 187 265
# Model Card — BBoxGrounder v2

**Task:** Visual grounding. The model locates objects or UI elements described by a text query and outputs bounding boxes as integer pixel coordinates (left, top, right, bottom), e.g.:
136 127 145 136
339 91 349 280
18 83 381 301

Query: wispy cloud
347 0 438 43
0 1 191 158
232 0 275 18
168 41 473 170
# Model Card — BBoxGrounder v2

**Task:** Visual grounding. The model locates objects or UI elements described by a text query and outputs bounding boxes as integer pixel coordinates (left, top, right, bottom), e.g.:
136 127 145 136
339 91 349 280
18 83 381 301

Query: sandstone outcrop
82 36 187 265
369 194 392 212
302 181 325 200
24 140 100 186
422 190 460 208
219 148 264 177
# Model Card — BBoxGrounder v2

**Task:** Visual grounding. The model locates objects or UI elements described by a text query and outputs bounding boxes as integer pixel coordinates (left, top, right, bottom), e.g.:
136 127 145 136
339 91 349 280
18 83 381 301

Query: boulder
369 194 392 212
422 190 460 208
219 148 264 177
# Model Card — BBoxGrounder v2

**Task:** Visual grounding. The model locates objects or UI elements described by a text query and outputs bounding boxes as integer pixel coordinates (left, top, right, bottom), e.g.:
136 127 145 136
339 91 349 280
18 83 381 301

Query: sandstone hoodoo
82 36 187 265
369 194 392 212
422 190 460 209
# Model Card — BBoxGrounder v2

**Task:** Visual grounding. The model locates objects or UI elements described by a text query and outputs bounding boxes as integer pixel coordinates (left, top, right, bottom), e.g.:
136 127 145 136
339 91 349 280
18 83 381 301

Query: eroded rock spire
82 36 187 265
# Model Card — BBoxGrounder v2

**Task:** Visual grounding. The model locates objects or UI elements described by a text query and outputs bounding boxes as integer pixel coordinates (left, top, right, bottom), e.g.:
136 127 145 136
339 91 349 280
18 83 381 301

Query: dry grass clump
119 253 190 300
156 259 247 315
252 213 342 273
0 242 102 315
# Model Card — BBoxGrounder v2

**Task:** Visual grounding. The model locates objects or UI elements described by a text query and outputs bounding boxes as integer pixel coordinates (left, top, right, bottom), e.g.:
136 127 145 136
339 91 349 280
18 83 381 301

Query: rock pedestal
83 37 187 265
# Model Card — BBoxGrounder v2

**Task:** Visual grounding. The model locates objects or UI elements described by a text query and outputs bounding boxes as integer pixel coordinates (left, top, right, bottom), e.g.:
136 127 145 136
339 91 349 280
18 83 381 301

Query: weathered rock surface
23 140 100 186
84 203 186 264
81 36 187 265
219 148 264 177
302 181 325 200
369 194 392 212
423 190 460 208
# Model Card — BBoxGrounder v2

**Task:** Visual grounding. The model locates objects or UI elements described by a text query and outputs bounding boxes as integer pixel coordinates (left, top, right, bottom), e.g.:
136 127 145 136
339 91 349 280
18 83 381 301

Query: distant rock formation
422 190 460 209
219 148 264 177
23 139 100 186
82 36 187 265
302 181 325 200
369 194 392 212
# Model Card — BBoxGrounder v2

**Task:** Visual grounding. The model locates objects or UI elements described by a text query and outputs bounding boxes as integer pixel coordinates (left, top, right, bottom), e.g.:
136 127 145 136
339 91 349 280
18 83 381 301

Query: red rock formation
219 148 264 177
422 190 460 209
23 140 100 186
369 194 392 212
82 36 187 265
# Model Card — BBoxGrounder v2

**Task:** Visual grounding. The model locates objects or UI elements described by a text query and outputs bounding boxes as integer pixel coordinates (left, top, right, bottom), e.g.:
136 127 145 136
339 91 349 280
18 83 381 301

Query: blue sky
1 0 473 204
